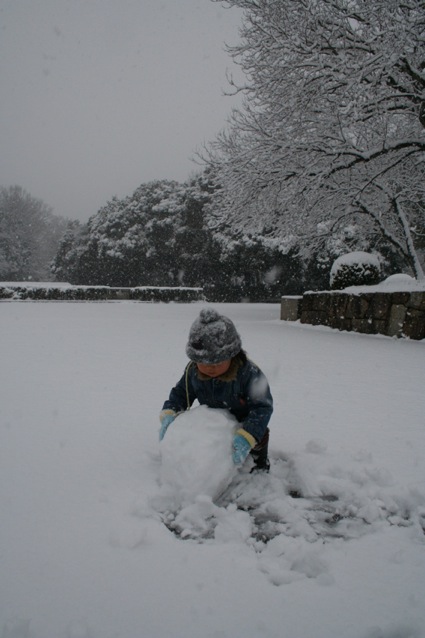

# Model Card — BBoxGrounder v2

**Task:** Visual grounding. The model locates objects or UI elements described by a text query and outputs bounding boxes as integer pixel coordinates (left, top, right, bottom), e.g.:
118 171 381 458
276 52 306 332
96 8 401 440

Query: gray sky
0 0 243 221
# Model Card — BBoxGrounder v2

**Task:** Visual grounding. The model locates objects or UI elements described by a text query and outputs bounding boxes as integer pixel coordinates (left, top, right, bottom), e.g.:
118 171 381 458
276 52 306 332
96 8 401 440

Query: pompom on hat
186 307 242 364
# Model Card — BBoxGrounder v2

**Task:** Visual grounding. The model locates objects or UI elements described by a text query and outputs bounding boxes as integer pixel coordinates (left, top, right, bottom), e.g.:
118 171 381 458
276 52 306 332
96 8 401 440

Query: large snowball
159 405 238 507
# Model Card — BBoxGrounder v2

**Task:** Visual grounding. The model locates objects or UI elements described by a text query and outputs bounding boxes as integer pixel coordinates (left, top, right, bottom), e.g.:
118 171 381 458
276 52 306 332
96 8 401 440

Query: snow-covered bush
330 252 382 290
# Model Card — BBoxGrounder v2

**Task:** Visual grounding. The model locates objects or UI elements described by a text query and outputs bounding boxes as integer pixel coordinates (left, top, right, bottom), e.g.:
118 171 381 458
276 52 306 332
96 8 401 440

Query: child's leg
250 428 270 470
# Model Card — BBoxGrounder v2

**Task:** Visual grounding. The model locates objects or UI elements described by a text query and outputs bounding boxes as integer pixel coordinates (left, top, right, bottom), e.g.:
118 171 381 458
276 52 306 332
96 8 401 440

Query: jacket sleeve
162 363 196 413
240 363 273 443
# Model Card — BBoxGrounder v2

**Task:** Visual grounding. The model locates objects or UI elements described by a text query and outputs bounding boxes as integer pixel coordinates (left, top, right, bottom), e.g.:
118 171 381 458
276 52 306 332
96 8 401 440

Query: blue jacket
162 356 273 443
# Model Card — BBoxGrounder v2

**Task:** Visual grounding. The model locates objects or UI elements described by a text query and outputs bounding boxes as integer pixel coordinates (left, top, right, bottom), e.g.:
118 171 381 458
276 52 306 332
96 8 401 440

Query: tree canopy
0 185 66 281
52 176 308 300
205 0 425 277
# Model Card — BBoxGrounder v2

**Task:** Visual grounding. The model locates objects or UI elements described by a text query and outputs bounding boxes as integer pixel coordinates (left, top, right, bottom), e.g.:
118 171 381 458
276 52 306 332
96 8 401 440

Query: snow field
0 301 424 638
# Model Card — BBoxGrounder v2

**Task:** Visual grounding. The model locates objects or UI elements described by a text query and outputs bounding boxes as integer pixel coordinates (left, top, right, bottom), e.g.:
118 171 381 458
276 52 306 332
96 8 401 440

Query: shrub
330 252 382 290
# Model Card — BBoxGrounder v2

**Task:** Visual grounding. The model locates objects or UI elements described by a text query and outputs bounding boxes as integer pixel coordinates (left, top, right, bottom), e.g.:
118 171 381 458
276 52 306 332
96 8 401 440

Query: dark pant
250 428 270 466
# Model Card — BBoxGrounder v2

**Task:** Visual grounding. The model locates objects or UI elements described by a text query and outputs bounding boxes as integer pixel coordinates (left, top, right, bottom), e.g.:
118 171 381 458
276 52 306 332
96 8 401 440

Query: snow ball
159 405 238 508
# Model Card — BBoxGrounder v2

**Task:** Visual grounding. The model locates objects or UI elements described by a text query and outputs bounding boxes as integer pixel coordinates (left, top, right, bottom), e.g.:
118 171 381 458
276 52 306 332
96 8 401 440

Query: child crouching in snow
159 307 273 472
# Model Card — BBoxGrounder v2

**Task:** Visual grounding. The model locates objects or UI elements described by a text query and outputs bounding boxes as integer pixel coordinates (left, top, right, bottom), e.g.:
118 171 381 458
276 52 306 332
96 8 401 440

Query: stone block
280 296 302 321
336 294 349 315
372 319 387 334
307 293 331 313
370 293 391 319
300 310 329 326
390 292 410 305
352 318 375 334
329 294 348 320
387 304 407 337
301 293 314 311
407 292 425 311
345 295 369 319
315 294 331 312
329 316 352 331
402 309 425 340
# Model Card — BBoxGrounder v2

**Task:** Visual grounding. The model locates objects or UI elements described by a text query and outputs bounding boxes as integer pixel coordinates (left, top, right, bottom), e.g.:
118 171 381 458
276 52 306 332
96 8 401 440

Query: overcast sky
0 0 243 221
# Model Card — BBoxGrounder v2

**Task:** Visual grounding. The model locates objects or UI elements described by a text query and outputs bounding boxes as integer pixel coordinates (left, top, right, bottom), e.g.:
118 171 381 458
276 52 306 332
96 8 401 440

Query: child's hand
232 429 256 465
159 410 176 441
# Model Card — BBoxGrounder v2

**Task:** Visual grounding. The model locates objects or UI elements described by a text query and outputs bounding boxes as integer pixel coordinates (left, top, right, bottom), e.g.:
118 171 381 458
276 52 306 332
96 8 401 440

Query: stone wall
281 291 425 340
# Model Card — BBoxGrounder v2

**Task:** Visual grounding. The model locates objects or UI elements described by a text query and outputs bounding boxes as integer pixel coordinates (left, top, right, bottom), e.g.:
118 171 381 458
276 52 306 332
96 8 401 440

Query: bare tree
206 0 425 277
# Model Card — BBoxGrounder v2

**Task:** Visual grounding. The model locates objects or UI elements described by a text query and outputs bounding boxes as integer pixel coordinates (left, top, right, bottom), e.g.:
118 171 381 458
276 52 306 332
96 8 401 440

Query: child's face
196 359 231 378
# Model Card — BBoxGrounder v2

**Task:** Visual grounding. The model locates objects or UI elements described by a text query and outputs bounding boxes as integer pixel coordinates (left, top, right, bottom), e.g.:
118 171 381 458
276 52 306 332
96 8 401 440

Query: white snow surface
0 301 424 638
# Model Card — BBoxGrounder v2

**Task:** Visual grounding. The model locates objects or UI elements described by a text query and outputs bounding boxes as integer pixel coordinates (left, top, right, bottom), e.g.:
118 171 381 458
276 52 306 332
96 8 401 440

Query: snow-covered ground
0 301 424 638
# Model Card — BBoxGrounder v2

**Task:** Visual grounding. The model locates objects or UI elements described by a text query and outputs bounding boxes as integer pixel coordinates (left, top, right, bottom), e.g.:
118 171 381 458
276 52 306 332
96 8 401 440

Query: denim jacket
162 356 273 443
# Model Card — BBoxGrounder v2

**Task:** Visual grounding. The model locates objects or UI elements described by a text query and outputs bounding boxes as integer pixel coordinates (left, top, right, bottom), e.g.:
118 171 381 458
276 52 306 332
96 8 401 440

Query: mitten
232 428 256 465
159 410 176 441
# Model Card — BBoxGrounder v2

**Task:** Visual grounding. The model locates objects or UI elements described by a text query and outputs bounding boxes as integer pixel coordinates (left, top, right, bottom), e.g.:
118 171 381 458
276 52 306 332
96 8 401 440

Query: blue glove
159 411 176 441
232 431 254 465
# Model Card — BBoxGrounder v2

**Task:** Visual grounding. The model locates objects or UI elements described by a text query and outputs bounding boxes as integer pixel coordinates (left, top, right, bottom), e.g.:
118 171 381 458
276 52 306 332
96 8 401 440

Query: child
159 307 273 472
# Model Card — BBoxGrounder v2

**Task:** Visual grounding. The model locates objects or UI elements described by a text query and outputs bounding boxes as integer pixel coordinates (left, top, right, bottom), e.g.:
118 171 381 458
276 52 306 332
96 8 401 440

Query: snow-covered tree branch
205 0 425 278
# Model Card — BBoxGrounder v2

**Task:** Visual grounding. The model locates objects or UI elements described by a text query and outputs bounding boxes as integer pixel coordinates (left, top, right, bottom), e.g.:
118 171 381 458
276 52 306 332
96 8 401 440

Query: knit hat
186 308 242 364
